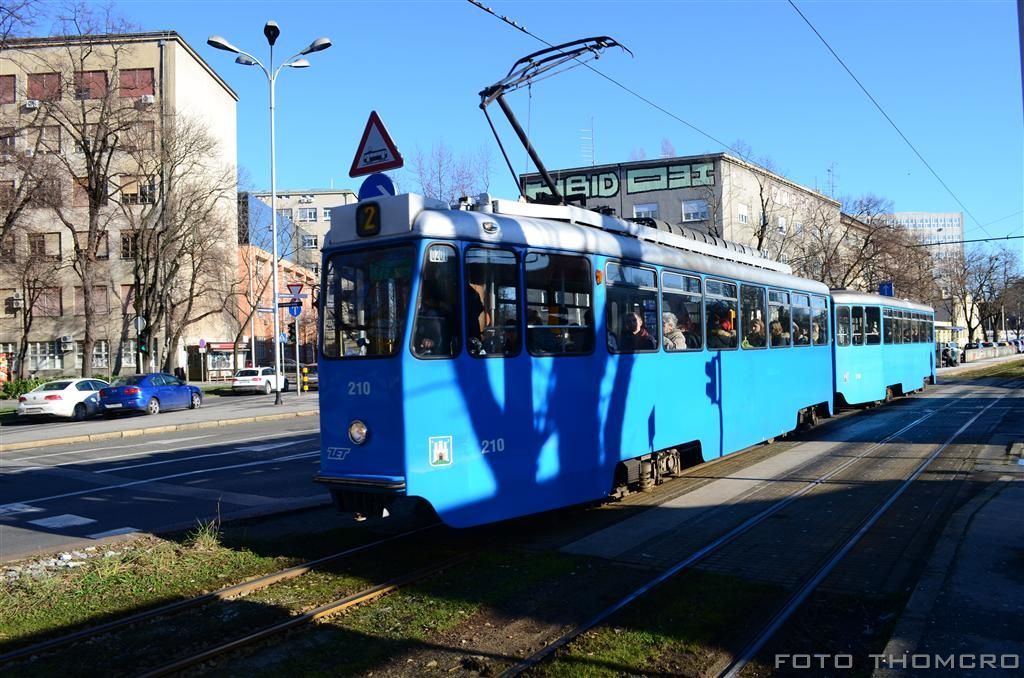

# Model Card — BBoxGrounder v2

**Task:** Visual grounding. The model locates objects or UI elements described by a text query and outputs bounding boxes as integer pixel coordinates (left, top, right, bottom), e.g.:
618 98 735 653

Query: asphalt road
0 416 327 562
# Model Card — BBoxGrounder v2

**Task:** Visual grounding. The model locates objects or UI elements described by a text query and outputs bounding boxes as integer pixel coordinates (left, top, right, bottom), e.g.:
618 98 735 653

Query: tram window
323 245 414 359
465 248 520 358
891 311 901 344
524 252 593 356
768 290 791 347
900 312 911 343
705 279 738 350
837 306 851 347
661 272 702 351
811 296 829 345
740 285 766 349
865 307 881 345
927 317 934 342
883 309 894 344
912 315 921 343
411 244 460 359
606 262 659 353
792 293 811 346
851 306 864 345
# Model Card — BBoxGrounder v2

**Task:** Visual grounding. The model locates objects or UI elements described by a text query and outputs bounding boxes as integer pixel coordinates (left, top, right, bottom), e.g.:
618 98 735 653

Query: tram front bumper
314 474 407 517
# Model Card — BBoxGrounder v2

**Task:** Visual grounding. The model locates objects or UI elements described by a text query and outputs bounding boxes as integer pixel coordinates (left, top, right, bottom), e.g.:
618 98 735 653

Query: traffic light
287 322 296 343
139 337 148 354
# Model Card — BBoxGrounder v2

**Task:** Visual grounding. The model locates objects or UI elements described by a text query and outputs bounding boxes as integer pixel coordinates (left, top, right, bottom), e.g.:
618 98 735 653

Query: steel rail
0 525 436 665
718 380 1019 677
498 379 1006 677
135 552 474 678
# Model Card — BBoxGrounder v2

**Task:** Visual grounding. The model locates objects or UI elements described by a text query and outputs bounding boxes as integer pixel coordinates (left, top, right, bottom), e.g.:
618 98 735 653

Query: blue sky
43 1 1024 244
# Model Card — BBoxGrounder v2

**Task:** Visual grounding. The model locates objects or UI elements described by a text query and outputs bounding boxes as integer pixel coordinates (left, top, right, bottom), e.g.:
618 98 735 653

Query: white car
231 367 289 395
17 378 110 421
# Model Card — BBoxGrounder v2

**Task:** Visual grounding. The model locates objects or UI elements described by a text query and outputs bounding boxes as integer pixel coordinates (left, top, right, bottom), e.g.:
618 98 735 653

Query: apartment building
888 211 964 259
0 31 239 379
252 189 357 273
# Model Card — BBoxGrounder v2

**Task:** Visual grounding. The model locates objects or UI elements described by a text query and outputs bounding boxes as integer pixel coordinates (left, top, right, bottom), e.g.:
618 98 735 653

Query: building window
120 176 157 204
120 284 136 315
0 233 14 261
0 180 14 206
2 289 18 316
75 340 109 369
32 287 62 317
123 120 155 151
74 70 109 100
31 178 62 207
28 341 63 371
297 207 317 222
28 72 61 101
0 75 14 104
28 232 60 260
322 209 331 221
0 127 16 152
72 230 109 259
681 199 709 222
121 231 138 259
633 203 658 219
119 68 154 97
738 203 749 225
301 233 319 249
74 177 109 208
777 216 787 233
29 125 61 154
75 286 109 315
121 339 136 367
276 208 293 223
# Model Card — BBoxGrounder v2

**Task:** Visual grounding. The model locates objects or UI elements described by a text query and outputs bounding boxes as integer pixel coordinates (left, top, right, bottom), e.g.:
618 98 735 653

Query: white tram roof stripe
417 208 829 296
830 290 934 313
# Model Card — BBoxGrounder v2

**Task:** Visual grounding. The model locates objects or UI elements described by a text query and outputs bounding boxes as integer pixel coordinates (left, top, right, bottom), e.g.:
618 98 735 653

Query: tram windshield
322 246 414 358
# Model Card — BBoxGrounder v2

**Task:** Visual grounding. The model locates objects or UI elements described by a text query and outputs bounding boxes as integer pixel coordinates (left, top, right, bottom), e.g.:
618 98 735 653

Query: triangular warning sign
349 111 404 178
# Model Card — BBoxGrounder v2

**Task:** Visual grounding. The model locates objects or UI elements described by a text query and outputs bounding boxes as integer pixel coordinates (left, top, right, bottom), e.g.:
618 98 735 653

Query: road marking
0 503 44 517
6 434 221 462
2 430 319 471
95 441 314 474
29 514 97 528
87 527 140 539
8 450 319 507
235 441 300 452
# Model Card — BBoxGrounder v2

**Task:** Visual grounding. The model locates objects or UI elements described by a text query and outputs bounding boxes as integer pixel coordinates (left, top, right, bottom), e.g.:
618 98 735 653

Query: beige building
252 189 357 273
521 153 841 253
0 31 239 379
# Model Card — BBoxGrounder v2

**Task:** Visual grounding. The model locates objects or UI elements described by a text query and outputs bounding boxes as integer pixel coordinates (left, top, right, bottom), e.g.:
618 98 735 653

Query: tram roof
830 290 934 313
325 193 830 296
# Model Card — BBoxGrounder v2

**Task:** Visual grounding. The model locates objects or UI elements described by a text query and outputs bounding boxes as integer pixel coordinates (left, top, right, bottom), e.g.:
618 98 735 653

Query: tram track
0 525 436 668
498 377 1022 677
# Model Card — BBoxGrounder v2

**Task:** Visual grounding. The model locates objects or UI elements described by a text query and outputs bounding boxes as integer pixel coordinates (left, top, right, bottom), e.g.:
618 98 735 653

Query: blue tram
314 193 841 527
831 290 936 406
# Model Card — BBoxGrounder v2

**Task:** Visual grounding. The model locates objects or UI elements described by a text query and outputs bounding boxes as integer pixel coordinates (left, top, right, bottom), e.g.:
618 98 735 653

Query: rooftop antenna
479 36 631 204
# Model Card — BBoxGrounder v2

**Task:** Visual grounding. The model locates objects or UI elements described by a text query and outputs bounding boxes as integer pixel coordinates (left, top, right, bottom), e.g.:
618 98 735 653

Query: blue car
99 373 202 415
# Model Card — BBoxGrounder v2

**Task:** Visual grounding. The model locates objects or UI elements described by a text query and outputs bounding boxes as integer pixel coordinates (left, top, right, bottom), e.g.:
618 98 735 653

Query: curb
1 409 318 453
872 479 1011 678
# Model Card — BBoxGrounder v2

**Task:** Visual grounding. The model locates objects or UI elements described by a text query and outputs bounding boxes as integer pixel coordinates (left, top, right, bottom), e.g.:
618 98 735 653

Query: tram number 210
481 438 505 454
348 381 371 396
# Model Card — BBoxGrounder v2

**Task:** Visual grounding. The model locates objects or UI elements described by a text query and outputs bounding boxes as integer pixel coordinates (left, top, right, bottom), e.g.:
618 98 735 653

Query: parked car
99 373 202 415
17 378 110 421
939 341 962 367
231 367 289 395
302 363 318 390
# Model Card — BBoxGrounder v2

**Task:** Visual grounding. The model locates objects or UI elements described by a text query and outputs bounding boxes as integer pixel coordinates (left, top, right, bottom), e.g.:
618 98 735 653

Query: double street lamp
208 22 331 404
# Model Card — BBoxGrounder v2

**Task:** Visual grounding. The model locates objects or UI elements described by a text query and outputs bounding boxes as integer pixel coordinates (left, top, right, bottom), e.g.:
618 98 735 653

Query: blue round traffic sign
288 305 302 317
358 172 397 201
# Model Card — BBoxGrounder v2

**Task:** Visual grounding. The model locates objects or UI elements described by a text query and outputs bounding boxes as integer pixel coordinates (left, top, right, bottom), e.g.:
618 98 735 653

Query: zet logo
428 436 453 466
327 447 351 461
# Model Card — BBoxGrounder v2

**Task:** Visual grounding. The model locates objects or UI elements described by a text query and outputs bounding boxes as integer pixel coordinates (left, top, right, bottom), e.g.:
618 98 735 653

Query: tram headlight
348 420 369 445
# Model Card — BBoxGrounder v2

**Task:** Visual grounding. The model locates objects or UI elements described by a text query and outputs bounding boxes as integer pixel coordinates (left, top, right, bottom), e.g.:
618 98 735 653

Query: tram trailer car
830 290 936 406
314 193 839 528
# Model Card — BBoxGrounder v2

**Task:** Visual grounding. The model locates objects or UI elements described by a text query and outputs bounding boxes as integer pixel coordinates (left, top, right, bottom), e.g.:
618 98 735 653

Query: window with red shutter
119 68 154 97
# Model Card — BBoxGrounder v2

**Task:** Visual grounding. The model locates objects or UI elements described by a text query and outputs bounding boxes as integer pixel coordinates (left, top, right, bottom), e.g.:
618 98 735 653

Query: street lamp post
208 22 331 405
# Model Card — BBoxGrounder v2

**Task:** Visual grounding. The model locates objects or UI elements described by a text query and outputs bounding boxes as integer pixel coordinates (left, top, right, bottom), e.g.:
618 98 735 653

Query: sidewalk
937 352 1023 378
1 388 319 452
875 457 1024 675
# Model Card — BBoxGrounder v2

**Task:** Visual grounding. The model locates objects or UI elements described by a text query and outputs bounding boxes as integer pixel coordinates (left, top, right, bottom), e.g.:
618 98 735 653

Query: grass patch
535 569 783 677
951 358 1024 380
242 550 582 677
0 531 295 649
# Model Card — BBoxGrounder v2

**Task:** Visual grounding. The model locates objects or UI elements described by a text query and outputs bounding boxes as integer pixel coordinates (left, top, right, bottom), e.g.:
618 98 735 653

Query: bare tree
25 5 147 375
659 138 675 158
937 248 1019 342
116 114 237 373
409 141 491 205
6 235 64 378
0 0 40 51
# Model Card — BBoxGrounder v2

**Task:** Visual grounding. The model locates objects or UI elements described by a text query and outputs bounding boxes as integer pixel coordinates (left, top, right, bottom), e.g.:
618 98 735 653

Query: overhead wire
468 0 1010 243
786 0 990 235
